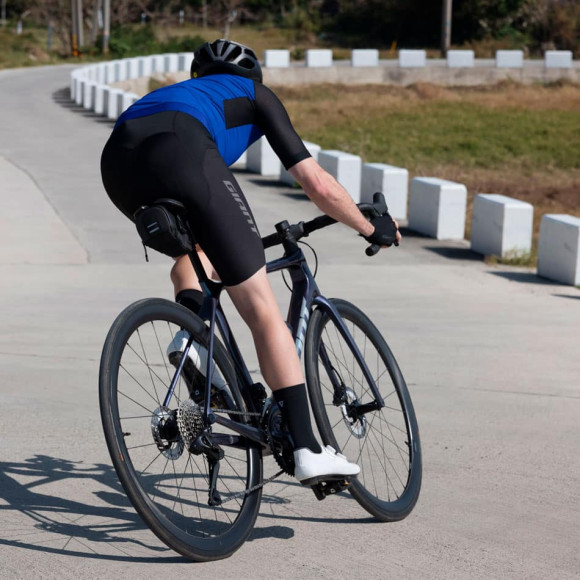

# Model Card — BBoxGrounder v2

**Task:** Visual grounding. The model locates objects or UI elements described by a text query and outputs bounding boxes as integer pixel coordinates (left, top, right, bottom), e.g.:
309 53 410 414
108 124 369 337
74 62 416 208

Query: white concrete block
361 163 408 220
107 88 124 120
246 137 281 176
152 54 166 73
280 142 322 186
306 49 333 68
496 50 524 68
545 50 573 69
538 214 580 286
94 85 108 115
164 53 179 73
231 150 247 169
447 50 474 68
114 60 127 82
105 61 117 83
83 81 97 110
138 56 153 77
471 194 533 257
121 92 139 114
126 57 140 79
399 49 426 68
351 49 379 67
85 66 96 81
95 64 106 84
178 52 194 72
408 177 467 239
70 73 79 101
74 79 84 105
318 150 362 203
264 49 290 68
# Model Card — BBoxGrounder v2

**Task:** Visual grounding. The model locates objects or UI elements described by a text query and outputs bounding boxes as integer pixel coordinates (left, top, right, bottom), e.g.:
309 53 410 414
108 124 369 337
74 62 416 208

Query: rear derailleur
190 429 224 506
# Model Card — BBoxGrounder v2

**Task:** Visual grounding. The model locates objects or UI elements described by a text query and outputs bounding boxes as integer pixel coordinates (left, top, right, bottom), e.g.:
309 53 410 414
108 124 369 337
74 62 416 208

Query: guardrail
71 51 580 286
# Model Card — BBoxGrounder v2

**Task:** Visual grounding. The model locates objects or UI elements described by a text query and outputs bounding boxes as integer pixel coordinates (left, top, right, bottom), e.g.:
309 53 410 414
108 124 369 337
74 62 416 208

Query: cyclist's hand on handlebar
364 213 401 248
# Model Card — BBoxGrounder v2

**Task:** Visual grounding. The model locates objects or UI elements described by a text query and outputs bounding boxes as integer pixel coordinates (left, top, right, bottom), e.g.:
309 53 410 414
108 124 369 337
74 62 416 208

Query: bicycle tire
99 298 262 561
305 298 421 521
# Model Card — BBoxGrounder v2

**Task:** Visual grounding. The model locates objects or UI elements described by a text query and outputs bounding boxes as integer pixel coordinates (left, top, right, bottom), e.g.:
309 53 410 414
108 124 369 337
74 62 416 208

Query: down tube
311 296 385 407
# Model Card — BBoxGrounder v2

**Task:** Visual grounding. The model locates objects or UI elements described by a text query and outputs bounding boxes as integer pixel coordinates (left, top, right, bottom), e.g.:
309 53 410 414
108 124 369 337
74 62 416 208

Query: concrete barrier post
107 88 124 120
264 50 290 68
351 49 379 67
114 60 128 82
105 61 117 83
164 53 179 73
178 52 194 72
408 177 467 239
306 49 333 68
471 194 533 257
95 64 106 85
152 54 166 73
74 78 85 105
94 85 108 115
138 57 153 77
447 50 475 68
496 50 524 68
545 51 573 69
537 215 580 285
126 58 140 79
399 50 426 68
121 92 139 114
361 163 408 220
246 137 281 176
318 150 362 202
280 142 321 186
83 81 97 110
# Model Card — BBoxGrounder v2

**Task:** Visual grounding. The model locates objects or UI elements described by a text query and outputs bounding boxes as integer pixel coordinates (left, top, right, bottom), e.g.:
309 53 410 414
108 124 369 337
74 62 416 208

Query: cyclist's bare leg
170 248 219 296
171 253 302 391
225 267 303 391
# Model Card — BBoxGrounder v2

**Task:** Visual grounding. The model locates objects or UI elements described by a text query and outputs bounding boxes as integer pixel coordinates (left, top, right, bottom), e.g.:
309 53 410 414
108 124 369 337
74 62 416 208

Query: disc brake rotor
151 406 184 459
340 388 367 439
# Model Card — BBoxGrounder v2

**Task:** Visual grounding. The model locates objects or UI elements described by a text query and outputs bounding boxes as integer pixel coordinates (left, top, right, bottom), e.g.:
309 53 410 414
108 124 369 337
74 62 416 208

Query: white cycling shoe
167 329 229 394
294 445 360 485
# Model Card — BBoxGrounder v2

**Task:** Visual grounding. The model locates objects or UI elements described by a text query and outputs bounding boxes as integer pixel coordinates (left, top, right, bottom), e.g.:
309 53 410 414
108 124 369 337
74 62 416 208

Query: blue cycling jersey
115 75 263 167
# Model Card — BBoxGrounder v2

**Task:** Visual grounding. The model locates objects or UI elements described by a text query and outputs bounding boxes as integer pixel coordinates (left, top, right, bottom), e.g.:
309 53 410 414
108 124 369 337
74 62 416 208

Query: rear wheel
99 298 262 561
305 299 421 521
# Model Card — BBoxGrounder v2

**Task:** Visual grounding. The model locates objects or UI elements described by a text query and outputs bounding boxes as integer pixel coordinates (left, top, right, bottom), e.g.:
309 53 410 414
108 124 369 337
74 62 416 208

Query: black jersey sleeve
253 82 312 170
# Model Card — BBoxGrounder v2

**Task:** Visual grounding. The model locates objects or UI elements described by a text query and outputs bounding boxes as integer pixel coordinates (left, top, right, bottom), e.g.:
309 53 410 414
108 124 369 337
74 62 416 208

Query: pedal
311 478 351 501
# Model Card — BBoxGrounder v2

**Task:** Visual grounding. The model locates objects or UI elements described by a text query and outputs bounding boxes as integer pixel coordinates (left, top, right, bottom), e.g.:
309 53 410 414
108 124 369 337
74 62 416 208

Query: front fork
312 296 385 411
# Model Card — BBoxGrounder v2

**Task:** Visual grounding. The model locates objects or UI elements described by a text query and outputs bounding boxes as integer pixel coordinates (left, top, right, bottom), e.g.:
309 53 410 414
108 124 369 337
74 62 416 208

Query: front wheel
305 299 422 521
99 298 262 561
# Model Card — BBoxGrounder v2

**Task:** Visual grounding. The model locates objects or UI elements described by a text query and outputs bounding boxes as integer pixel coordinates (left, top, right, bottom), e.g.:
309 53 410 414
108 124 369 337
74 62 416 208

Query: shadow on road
0 455 188 563
51 87 115 125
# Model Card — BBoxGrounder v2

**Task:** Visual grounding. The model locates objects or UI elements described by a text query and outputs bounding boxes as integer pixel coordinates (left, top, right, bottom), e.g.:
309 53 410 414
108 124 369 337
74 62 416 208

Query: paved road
1 65 579 579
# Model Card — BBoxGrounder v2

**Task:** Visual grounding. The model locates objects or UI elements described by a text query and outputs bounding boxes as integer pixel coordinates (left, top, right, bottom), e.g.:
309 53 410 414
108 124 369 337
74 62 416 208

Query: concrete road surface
0 65 579 579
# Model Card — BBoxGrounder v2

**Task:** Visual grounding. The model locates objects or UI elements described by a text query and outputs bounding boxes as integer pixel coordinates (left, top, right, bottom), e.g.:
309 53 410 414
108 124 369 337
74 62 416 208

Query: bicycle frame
165 239 385 450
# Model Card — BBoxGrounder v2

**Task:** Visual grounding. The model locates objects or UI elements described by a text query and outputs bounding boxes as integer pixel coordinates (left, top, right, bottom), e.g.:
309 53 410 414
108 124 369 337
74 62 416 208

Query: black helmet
190 39 263 83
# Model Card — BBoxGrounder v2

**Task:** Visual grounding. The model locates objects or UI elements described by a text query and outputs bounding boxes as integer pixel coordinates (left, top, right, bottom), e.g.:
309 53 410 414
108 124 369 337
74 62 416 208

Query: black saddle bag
134 204 194 258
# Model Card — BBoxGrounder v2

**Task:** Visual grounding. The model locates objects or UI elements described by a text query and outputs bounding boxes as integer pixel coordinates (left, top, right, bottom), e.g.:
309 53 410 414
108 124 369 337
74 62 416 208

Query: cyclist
100 39 400 484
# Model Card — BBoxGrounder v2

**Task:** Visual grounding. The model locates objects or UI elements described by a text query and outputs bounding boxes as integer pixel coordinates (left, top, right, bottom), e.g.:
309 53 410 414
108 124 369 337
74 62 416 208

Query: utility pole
76 0 84 48
441 0 452 57
1 0 7 27
71 0 79 56
102 0 110 54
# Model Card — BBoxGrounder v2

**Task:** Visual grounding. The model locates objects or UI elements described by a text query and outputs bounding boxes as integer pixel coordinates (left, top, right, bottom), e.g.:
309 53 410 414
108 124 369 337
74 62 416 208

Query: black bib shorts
101 111 265 286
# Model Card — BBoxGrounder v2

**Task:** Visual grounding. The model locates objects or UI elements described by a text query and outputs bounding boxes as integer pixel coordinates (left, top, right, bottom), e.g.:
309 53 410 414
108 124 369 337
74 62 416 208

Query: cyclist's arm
253 83 373 237
289 157 374 237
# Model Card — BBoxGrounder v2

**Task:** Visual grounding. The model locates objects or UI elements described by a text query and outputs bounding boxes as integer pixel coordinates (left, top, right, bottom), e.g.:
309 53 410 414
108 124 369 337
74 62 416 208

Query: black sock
176 289 204 315
273 384 322 454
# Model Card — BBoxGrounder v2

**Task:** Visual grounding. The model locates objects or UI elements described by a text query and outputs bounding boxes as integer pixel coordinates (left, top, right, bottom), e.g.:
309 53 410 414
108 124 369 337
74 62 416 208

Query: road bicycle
99 192 422 562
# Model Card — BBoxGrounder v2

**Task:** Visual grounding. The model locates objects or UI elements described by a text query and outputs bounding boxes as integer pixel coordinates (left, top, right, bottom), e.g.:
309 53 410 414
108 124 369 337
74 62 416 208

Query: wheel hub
151 406 185 459
340 388 367 439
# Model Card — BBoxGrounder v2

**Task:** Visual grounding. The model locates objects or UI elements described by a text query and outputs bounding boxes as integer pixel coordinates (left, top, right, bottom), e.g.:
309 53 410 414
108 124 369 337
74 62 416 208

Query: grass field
276 81 580 261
